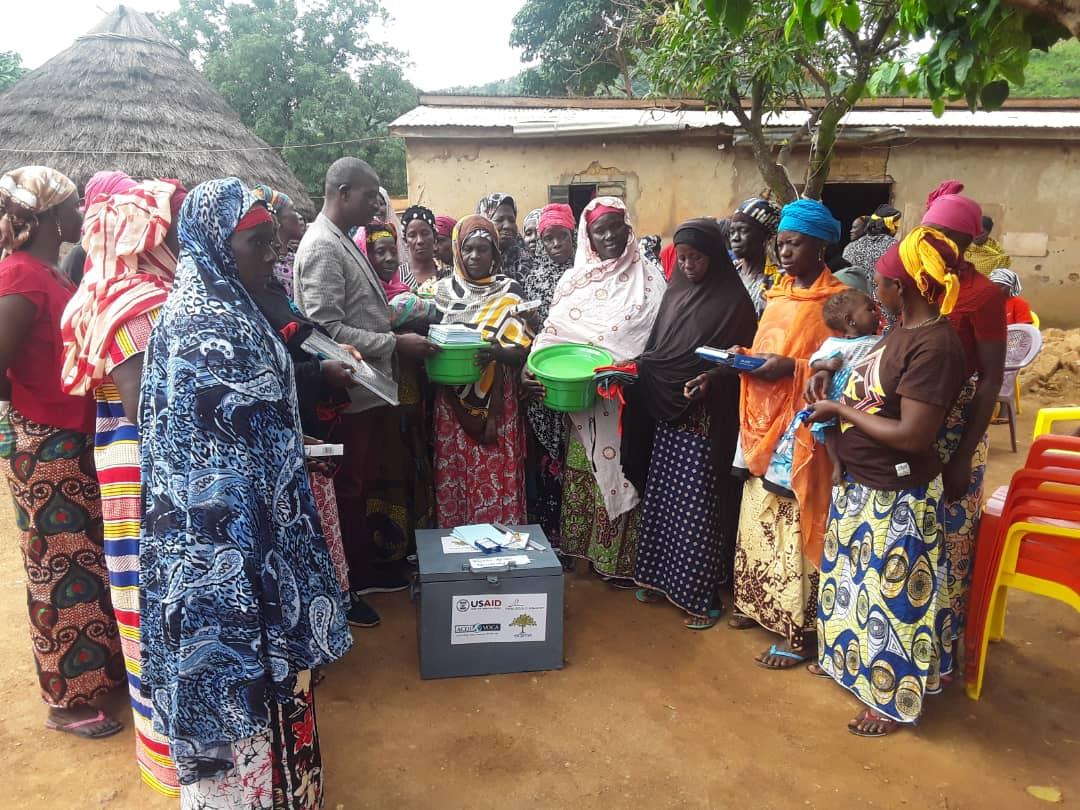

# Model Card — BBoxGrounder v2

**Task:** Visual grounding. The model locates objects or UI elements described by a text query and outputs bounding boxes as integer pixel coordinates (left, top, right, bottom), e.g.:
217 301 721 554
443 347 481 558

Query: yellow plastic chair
1031 310 1041 329
1033 406 1080 439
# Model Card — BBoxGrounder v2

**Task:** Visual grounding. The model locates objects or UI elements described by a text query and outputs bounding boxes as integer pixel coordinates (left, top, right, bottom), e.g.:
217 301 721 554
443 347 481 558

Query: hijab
138 177 351 783
59 180 182 395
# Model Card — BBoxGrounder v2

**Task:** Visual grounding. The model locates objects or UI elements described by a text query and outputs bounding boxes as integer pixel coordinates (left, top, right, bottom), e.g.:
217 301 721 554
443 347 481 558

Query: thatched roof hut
0 5 315 213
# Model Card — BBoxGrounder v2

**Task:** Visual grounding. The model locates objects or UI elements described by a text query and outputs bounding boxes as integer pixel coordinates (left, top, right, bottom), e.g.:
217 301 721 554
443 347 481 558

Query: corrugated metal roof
391 104 1080 136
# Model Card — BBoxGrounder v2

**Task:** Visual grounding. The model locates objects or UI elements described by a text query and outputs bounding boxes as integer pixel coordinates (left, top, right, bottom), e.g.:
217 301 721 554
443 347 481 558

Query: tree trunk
742 125 799 203
802 81 865 200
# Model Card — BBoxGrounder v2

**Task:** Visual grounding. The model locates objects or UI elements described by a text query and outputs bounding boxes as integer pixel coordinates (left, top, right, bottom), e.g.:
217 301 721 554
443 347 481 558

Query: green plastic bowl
425 342 489 385
527 343 614 413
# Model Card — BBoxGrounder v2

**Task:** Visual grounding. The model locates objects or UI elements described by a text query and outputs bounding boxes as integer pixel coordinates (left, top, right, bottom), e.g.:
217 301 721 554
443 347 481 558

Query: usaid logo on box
450 593 548 646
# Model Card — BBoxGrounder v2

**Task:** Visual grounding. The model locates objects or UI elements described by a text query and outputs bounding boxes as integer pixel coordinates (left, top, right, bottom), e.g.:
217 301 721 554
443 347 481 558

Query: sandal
806 662 832 679
848 708 901 738
727 614 756 630
755 643 810 670
635 588 663 604
45 709 123 740
684 608 724 630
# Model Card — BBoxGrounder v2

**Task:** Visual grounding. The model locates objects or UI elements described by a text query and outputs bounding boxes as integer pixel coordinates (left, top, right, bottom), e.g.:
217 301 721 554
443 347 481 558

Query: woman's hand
684 372 711 402
321 360 359 390
942 454 974 503
521 367 546 402
805 399 840 423
806 369 834 403
477 340 526 368
746 353 795 382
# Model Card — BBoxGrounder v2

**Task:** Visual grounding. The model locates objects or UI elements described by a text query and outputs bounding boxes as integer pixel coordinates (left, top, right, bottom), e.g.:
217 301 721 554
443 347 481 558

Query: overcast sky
0 0 526 91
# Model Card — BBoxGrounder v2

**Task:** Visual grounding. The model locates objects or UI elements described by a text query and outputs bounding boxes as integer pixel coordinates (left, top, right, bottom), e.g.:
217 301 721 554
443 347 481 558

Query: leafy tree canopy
157 0 417 197
0 50 27 93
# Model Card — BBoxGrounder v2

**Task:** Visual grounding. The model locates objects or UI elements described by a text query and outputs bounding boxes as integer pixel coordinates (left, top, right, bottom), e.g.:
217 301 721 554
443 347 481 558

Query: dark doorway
820 182 893 250
568 183 598 223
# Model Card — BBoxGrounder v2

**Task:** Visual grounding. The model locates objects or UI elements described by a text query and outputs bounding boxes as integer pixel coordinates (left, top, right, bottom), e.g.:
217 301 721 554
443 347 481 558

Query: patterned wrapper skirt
434 371 526 529
94 383 179 796
180 683 323 810
634 411 725 617
816 477 953 723
525 401 565 546
733 476 818 647
0 408 124 708
309 471 349 594
935 376 989 650
560 435 641 579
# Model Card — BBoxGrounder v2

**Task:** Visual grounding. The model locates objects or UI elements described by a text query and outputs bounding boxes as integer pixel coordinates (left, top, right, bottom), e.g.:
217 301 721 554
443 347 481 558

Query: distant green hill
1013 40 1080 97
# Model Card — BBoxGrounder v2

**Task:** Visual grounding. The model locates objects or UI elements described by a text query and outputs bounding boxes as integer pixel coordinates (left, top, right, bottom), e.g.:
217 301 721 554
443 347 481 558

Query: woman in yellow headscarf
805 226 966 736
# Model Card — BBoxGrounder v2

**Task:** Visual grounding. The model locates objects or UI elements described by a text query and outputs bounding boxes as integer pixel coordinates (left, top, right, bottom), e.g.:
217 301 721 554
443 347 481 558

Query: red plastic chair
965 436 1080 699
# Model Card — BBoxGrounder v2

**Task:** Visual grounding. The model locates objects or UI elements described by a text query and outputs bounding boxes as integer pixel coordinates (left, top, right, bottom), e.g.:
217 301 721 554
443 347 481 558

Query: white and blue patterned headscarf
138 177 352 784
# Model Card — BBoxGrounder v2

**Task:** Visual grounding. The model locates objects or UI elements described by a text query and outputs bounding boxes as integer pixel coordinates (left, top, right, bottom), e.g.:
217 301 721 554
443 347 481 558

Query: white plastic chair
997 324 1043 452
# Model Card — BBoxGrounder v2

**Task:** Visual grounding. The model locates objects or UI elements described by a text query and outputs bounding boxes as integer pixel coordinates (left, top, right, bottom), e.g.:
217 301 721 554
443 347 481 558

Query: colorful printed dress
92 306 179 796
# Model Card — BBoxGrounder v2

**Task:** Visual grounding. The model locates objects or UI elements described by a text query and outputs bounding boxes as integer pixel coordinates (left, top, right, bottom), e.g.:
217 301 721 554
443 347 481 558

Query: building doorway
568 183 598 222
820 182 894 249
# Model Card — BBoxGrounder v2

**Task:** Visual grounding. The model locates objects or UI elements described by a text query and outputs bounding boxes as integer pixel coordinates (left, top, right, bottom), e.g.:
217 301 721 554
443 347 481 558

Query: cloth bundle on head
990 268 1022 298
60 180 183 395
250 183 291 215
83 171 137 208
922 180 983 238
534 196 667 520
435 215 457 238
401 204 436 234
733 197 782 235
868 204 902 236
876 226 961 315
778 198 842 243
538 203 575 236
0 166 77 256
476 192 516 219
137 177 351 781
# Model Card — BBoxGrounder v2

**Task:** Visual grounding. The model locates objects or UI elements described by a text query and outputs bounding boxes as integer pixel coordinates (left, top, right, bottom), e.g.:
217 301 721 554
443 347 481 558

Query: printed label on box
450 593 548 645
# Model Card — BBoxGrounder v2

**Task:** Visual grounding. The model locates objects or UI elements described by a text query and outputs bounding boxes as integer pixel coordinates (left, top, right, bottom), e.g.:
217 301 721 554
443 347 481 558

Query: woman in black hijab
626 218 757 629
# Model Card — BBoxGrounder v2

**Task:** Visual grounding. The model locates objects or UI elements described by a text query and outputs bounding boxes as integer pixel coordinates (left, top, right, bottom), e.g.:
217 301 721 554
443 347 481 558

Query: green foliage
0 50 27 92
510 0 644 96
439 72 530 96
1012 39 1080 97
156 0 417 196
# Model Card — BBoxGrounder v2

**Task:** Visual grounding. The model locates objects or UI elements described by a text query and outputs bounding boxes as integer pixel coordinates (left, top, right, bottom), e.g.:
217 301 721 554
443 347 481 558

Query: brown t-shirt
836 318 965 490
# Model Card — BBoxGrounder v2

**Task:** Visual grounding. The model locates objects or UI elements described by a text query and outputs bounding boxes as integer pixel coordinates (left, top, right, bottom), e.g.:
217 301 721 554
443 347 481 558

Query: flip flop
755 643 810 670
848 709 900 738
806 662 832 679
727 614 756 630
684 608 724 630
45 709 123 739
635 588 663 604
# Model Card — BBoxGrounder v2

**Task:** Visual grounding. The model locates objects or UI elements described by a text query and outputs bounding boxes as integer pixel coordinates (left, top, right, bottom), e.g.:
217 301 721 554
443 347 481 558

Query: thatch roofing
0 5 315 213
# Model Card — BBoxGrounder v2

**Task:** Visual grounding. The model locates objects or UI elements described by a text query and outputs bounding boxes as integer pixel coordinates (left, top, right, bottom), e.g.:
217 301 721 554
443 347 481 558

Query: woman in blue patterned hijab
138 177 351 802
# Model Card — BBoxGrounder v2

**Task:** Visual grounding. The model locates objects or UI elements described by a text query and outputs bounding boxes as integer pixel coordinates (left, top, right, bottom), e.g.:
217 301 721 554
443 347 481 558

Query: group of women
0 158 1007 809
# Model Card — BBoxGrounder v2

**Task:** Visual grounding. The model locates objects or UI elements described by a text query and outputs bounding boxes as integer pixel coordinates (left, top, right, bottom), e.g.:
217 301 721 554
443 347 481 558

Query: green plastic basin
527 343 614 413
425 342 489 385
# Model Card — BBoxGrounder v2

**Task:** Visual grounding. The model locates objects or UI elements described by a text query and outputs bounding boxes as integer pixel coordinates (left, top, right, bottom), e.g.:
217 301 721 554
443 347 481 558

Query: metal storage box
415 524 564 679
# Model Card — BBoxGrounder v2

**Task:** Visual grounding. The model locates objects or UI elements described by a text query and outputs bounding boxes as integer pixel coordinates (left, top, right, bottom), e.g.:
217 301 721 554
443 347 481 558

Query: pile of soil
1021 327 1080 402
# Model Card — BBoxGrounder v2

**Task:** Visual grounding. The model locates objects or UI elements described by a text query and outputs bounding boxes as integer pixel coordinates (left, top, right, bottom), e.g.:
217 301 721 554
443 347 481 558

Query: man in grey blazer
295 157 436 628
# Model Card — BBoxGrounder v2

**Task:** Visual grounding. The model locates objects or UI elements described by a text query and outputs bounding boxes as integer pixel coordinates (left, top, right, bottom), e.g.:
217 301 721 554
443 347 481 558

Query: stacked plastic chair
965 406 1080 699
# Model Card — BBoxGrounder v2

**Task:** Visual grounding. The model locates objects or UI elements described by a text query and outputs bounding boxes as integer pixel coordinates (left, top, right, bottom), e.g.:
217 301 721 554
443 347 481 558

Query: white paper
440 536 476 554
450 593 548 645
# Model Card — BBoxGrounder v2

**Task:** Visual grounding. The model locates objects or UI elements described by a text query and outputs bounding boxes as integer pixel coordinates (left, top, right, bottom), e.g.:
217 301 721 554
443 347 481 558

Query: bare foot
848 708 900 737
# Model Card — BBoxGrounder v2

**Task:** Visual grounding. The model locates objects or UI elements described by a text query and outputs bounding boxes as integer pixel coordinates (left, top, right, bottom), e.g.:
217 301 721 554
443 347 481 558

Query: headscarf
59 180 183 395
476 192 516 219
876 226 961 315
523 208 542 234
137 177 351 783
990 268 1022 298
356 221 412 301
538 203 575 236
435 215 457 238
434 214 532 413
534 197 667 519
777 198 842 243
867 203 901 236
251 183 292 215
83 171 137 207
0 166 77 256
401 204 436 234
632 218 757 465
733 197 782 236
922 180 983 238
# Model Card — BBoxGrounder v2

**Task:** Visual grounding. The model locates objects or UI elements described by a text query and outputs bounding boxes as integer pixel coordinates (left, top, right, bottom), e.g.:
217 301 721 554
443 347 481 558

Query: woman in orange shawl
727 199 845 668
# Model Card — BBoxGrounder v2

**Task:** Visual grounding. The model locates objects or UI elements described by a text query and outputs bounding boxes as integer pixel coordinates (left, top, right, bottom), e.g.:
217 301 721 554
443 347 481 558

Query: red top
660 243 677 281
946 265 1007 377
0 252 96 433
1005 295 1034 326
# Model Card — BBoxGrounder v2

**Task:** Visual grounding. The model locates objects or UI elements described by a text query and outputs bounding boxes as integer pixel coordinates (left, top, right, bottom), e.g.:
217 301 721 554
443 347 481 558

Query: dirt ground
0 399 1078 810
